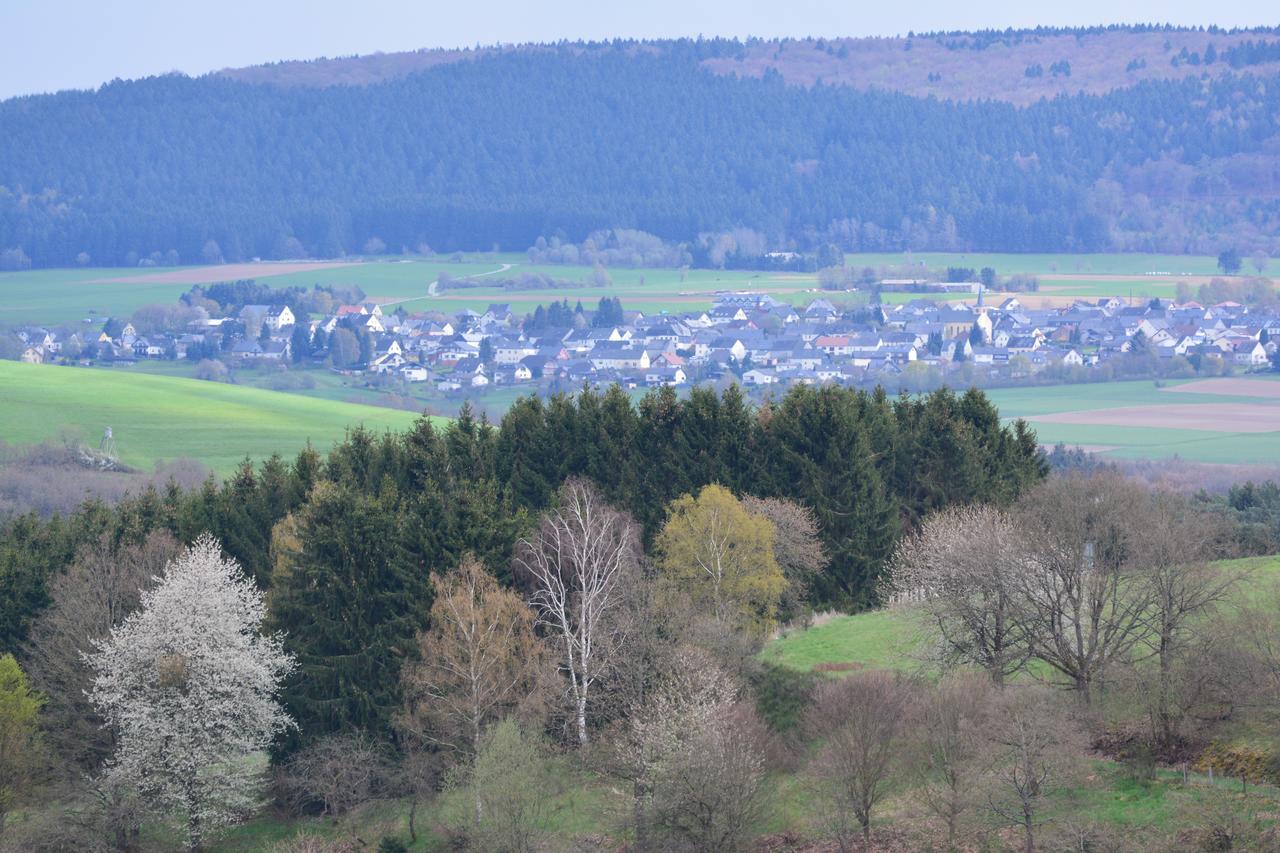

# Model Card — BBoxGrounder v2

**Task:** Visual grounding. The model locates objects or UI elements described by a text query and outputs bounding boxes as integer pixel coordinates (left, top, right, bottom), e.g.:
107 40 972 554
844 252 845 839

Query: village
12 285 1277 397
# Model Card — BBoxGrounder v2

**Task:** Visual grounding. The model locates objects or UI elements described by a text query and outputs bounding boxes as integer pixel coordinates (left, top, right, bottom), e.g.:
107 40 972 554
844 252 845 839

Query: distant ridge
3 28 1280 267
215 27 1280 104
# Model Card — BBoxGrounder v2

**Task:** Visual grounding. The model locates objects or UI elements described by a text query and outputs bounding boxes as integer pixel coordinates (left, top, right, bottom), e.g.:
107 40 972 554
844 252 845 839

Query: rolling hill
0 361 427 474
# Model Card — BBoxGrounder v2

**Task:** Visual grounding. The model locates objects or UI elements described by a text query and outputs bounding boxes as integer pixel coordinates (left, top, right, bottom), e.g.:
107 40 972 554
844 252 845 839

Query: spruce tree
270 482 429 752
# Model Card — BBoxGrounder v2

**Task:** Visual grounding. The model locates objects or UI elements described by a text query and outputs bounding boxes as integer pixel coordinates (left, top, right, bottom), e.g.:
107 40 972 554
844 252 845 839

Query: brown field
1042 273 1219 285
1163 378 1280 399
1032 403 1280 433
94 261 360 285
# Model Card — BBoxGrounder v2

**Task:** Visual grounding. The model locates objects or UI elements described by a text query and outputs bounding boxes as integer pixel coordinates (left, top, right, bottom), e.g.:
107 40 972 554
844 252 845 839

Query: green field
0 361 426 474
0 252 1234 328
988 377 1280 464
844 251 1227 276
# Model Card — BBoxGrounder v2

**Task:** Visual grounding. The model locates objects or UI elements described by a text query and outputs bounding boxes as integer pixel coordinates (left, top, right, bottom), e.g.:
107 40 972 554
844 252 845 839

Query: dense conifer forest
3 36 1280 266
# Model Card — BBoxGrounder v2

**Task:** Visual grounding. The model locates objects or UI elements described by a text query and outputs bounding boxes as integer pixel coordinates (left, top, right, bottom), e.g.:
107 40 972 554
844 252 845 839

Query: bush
749 662 816 733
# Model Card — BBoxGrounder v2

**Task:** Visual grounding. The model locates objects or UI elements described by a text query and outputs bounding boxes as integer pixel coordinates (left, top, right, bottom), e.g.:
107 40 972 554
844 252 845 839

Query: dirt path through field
374 263 515 306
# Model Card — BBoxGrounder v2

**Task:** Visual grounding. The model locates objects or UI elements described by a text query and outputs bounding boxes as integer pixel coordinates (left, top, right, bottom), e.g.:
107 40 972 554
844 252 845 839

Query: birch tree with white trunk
517 478 639 745
86 534 295 852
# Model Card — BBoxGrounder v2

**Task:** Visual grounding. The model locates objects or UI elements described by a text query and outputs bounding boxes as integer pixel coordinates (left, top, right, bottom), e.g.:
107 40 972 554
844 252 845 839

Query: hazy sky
2 0 1277 99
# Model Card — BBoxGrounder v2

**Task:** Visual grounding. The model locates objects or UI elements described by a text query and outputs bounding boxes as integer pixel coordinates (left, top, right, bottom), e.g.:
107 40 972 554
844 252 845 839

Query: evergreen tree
763 387 897 608
269 482 429 752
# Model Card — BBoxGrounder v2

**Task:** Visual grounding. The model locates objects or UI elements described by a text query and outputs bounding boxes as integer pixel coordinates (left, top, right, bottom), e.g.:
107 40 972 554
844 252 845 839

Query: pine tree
269 483 428 752
765 387 897 608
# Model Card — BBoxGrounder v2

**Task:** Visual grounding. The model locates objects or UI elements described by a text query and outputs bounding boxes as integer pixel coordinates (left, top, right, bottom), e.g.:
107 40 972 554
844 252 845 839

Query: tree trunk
408 796 418 842
1023 815 1035 853
1076 673 1092 706
1157 631 1174 746
576 691 589 745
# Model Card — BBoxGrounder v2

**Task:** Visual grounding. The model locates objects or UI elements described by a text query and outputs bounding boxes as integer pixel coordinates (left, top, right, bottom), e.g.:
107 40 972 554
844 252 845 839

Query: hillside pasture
0 361 425 474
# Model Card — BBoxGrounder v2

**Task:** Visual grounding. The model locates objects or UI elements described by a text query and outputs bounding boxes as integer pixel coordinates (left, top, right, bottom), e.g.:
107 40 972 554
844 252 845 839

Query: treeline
0 384 1045 653
4 42 1280 265
182 280 365 315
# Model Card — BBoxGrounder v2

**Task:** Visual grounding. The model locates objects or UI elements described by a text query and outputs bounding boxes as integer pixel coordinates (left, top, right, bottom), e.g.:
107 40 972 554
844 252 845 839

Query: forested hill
3 31 1280 267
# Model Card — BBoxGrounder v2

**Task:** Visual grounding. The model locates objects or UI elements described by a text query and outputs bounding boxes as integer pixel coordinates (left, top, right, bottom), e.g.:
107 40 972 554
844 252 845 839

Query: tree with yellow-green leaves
0 652 44 839
655 484 786 635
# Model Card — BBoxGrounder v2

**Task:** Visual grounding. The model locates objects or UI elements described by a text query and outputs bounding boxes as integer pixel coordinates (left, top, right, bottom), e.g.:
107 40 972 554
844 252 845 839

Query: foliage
397 554 553 761
0 652 43 836
655 484 786 635
86 535 295 850
450 719 557 853
268 481 429 752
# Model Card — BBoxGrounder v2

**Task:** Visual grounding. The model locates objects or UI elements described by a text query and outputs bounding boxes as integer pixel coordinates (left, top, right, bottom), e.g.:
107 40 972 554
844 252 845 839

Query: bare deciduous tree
23 530 181 774
1126 491 1237 746
909 672 996 851
805 670 916 850
278 732 392 817
517 478 640 745
890 504 1034 686
1014 474 1155 703
741 495 827 623
984 687 1085 853
397 555 553 762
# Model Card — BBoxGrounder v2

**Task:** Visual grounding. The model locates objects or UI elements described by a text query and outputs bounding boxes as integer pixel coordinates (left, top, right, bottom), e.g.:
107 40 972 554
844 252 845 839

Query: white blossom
87 534 295 851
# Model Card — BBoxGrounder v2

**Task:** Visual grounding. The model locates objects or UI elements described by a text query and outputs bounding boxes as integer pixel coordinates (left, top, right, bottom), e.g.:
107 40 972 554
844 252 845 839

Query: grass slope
0 361 426 474
766 556 1280 675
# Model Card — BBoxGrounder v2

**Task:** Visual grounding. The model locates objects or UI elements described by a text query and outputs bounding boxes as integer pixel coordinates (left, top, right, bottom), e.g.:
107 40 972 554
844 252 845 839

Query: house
589 342 651 370
644 366 687 386
1233 340 1269 367
741 368 778 386
265 305 295 330
400 365 429 382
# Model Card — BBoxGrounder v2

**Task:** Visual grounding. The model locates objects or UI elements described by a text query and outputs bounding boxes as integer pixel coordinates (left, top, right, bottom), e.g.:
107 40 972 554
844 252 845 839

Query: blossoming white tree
87 534 295 852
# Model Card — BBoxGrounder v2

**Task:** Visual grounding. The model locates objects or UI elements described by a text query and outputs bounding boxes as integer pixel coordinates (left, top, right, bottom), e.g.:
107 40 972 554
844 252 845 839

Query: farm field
843 251 1227 276
0 361 426 474
103 367 1280 465
0 252 1238 327
988 376 1280 463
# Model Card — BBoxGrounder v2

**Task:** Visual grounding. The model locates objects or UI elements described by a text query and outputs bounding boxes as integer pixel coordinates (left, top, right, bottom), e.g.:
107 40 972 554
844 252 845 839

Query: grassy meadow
0 361 426 474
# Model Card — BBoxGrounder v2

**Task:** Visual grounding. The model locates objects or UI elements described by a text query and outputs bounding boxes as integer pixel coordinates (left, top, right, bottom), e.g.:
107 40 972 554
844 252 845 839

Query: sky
2 0 1277 99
